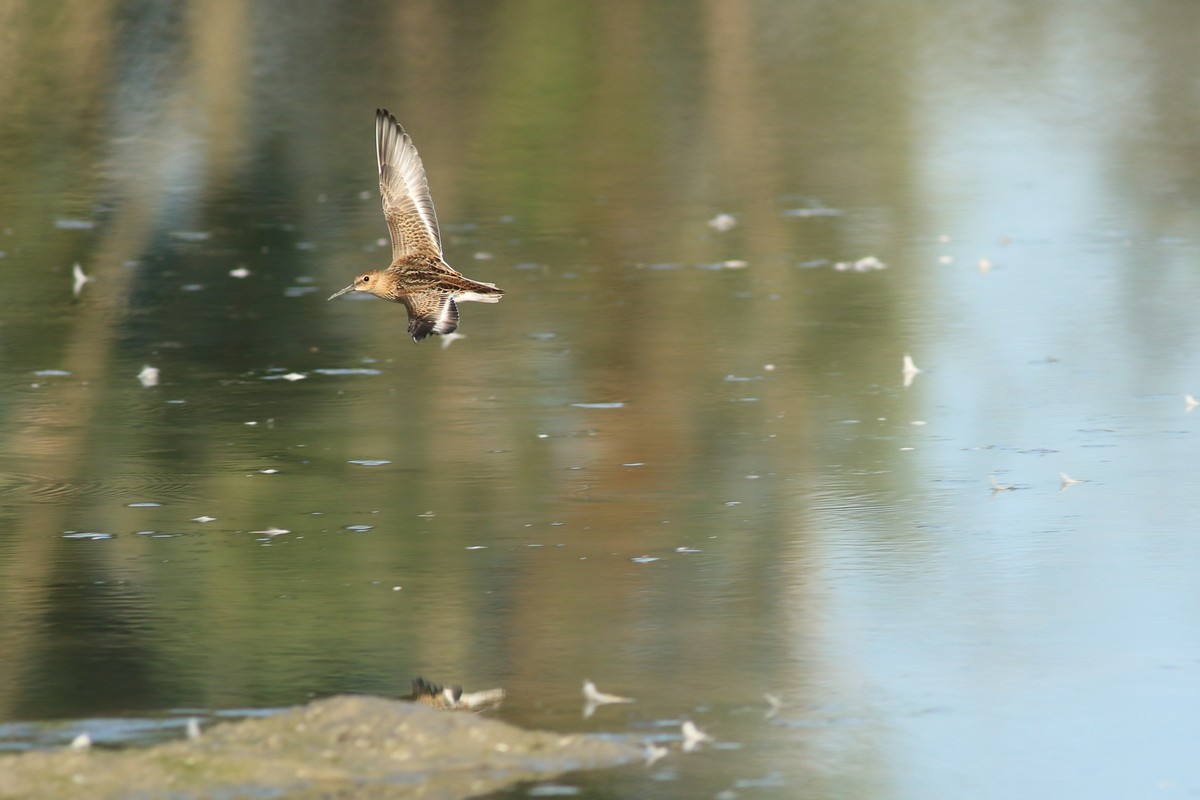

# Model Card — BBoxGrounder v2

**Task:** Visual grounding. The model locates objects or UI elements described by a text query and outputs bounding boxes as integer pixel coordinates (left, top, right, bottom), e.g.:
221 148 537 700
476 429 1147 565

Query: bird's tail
456 279 504 304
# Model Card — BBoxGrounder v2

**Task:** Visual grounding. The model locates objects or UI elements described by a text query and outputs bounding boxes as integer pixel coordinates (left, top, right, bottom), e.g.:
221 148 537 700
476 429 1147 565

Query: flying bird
328 109 503 342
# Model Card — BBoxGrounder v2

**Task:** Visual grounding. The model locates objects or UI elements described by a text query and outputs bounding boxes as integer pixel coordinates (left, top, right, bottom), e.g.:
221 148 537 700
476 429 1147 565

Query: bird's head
328 271 381 300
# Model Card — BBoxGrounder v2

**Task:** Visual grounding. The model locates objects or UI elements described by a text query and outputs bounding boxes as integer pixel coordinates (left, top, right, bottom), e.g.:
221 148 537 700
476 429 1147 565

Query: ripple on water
314 368 383 376
0 473 200 505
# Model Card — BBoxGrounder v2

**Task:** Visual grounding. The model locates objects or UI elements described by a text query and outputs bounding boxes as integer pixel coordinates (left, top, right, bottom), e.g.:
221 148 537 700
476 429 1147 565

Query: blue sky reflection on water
795 15 1200 796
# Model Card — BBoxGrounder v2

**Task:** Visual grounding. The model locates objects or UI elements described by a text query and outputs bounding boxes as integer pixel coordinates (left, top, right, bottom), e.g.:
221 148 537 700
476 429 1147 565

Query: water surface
2 2 1200 798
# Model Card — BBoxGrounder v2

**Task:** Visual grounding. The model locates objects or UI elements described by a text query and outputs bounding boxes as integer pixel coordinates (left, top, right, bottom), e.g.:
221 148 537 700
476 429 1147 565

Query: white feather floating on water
902 354 921 388
582 679 635 719
1058 472 1084 492
707 213 737 232
186 718 202 740
681 720 713 753
72 263 93 297
137 365 159 387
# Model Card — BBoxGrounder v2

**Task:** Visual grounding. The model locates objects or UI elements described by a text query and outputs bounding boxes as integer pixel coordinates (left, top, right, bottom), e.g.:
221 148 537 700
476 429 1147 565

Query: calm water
2 2 1200 798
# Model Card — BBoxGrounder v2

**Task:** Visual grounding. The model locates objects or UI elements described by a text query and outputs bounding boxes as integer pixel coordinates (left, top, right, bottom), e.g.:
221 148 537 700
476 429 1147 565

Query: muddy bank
0 695 643 799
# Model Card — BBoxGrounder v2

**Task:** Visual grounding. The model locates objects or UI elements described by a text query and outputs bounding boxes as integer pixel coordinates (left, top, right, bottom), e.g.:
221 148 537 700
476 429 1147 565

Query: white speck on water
473 251 494 260
34 369 71 377
631 556 659 563
782 206 843 217
63 532 113 540
128 502 162 508
280 373 306 381
466 545 488 550
70 732 92 749
989 475 1019 493
537 434 549 439
1186 394 1199 412
244 421 258 426
192 516 216 523
229 267 251 278
167 399 186 404
724 501 741 507
675 547 702 553
1059 472 1085 491
55 218 95 230
138 365 159 387
938 255 953 264
171 230 211 241
252 527 290 537
570 402 625 409
346 525 374 532
528 332 557 340
72 262 93 296
181 284 204 292
259 469 279 474
834 255 887 272
623 462 645 467
186 718 202 740
764 363 776 371
417 511 436 518
681 720 714 752
392 585 402 591
527 784 581 797
911 420 927 426
707 213 737 231
314 368 383 376
978 257 993 273
903 353 921 387
722 259 749 269
348 459 391 467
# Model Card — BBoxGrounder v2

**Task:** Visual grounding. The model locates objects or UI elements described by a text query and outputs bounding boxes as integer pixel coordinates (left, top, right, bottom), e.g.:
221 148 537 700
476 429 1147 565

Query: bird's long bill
327 283 356 301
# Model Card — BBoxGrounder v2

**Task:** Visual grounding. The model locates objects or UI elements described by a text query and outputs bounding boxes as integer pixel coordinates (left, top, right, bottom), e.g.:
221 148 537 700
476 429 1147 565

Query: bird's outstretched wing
402 292 459 342
377 108 442 261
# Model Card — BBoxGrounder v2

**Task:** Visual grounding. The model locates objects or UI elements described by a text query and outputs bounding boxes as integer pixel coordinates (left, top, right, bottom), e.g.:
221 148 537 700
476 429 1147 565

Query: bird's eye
359 276 368 283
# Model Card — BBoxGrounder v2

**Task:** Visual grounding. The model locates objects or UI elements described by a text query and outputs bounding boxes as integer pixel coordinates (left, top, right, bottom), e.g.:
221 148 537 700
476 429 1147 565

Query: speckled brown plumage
328 109 503 342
